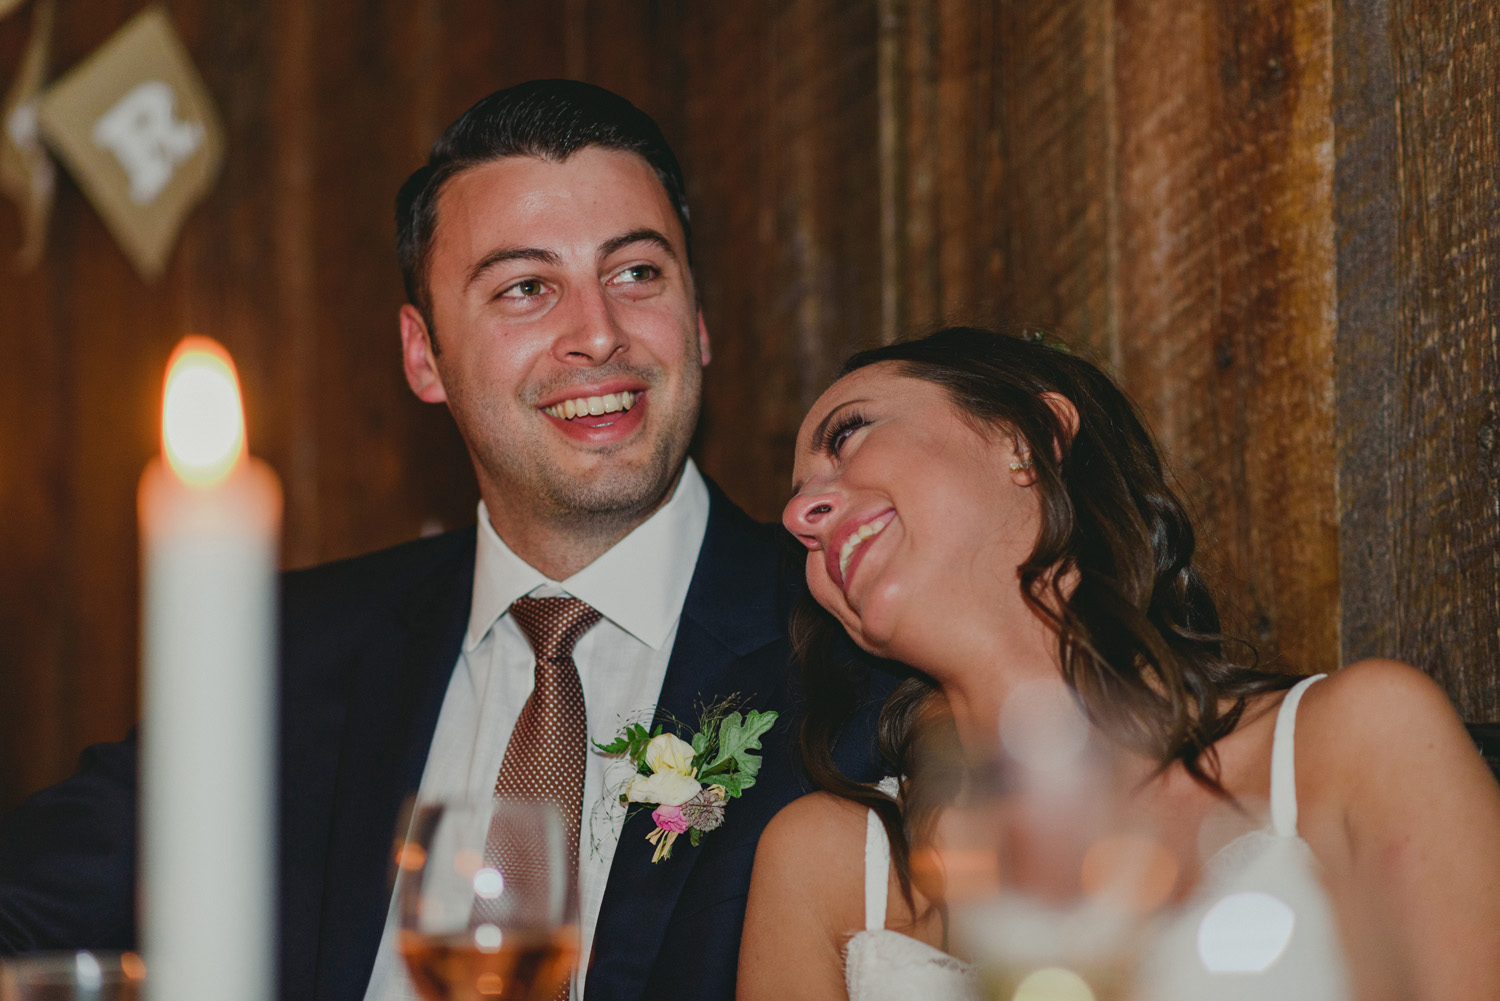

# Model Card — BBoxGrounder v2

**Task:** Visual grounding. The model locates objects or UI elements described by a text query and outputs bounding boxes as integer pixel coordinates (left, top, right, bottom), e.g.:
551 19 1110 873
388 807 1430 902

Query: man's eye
612 264 659 284
500 279 547 298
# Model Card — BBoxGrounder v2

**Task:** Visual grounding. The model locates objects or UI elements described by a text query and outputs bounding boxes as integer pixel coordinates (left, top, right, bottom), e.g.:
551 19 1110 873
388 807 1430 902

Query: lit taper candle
138 337 280 1001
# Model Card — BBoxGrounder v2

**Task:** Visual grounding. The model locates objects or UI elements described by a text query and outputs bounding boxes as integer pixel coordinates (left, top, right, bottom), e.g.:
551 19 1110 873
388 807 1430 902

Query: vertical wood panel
1335 0 1500 719
681 0 882 521
1113 0 1339 673
883 0 1115 360
1331 0 1400 670
8 0 168 800
989 0 1115 360
0 3 67 807
1391 0 1500 718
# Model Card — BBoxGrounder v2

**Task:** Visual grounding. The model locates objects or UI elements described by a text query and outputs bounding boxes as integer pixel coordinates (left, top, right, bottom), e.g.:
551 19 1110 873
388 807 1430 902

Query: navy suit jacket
0 483 889 1001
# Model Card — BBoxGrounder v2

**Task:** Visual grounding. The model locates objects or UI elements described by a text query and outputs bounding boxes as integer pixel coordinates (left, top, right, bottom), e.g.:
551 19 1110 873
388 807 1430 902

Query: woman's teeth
839 516 890 582
543 390 637 420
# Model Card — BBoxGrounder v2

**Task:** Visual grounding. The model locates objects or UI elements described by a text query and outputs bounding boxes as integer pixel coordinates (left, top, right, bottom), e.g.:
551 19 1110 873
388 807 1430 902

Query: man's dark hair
395 79 692 341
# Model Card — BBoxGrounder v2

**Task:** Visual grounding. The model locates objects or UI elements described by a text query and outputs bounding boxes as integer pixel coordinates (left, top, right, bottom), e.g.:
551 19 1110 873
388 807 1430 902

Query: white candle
138 337 281 1001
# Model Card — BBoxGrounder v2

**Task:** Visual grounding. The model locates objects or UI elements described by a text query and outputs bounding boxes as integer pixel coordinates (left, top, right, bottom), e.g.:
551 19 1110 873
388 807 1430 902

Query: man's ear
696 309 711 366
400 304 447 403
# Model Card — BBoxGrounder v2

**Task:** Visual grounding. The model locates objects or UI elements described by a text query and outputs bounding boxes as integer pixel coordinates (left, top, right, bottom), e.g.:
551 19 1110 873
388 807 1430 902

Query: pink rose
652 804 689 833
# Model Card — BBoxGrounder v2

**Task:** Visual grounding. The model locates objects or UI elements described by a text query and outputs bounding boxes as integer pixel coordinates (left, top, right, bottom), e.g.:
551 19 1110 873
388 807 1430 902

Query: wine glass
396 797 578 1001
0 952 145 1001
939 680 1180 1001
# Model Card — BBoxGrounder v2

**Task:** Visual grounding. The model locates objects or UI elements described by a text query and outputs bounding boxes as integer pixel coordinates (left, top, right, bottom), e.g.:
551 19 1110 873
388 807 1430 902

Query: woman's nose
782 488 837 548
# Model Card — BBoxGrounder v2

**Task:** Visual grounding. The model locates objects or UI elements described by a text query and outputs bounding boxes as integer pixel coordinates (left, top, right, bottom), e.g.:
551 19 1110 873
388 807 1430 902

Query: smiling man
352 84 892 1001
0 80 889 1001
398 144 709 577
362 83 742 1001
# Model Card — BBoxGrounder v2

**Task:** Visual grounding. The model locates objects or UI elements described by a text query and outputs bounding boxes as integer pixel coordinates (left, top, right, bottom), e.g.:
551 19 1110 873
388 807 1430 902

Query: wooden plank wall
1112 0 1340 675
1 0 1496 812
1334 0 1500 720
876 0 1342 676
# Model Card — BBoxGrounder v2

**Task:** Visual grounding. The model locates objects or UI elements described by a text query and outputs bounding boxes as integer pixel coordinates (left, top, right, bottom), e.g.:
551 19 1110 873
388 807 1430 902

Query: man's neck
481 469 687 581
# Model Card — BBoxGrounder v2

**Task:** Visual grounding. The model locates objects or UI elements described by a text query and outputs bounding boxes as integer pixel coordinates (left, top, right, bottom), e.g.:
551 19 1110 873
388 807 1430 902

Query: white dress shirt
363 461 710 1001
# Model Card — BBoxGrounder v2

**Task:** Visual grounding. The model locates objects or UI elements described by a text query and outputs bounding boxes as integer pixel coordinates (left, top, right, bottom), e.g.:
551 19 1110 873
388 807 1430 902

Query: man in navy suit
0 81 886 1000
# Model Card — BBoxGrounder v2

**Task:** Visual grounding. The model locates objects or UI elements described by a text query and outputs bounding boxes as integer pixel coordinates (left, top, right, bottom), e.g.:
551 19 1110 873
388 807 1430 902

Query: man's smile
543 390 638 420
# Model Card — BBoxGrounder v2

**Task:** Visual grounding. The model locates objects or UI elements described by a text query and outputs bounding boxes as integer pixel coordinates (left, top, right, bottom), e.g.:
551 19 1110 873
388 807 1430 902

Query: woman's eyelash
820 411 869 455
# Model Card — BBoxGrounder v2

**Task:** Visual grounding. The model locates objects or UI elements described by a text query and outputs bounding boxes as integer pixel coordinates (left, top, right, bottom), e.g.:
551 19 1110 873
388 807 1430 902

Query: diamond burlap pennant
35 6 223 281
0 0 56 270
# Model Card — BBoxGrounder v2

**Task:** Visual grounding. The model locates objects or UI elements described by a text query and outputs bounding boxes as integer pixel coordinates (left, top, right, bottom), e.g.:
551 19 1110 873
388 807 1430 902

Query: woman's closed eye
820 410 870 457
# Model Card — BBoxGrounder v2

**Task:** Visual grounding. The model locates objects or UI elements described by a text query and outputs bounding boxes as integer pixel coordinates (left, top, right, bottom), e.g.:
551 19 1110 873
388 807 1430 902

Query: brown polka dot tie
493 596 601 885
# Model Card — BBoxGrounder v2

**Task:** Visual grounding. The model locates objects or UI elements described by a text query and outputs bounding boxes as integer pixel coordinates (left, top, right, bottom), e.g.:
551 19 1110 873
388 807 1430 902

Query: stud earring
1009 456 1034 472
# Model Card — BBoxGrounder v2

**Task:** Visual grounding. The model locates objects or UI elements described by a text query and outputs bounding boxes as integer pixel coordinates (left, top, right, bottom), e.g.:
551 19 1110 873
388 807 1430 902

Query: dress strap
864 777 900 931
1269 673 1326 838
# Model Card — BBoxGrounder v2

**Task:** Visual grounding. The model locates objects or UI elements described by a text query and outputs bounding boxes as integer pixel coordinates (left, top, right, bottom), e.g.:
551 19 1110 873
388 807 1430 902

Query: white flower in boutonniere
624 769 701 806
644 733 696 775
595 696 778 863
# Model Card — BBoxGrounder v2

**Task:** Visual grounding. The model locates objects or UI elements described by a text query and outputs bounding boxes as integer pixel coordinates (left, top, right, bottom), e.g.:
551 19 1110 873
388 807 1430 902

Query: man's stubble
458 352 704 539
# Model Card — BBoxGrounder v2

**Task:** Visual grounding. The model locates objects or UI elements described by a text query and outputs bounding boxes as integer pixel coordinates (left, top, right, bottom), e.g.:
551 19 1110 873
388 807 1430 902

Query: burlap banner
0 0 55 270
35 5 224 281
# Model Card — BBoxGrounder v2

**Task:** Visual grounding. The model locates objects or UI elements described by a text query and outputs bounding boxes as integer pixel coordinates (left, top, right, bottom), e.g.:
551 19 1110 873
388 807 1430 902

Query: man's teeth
839 517 890 581
543 390 637 420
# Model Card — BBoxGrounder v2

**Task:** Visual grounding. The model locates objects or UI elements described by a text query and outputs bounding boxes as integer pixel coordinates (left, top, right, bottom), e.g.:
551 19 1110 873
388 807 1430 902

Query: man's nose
554 283 628 365
782 486 838 549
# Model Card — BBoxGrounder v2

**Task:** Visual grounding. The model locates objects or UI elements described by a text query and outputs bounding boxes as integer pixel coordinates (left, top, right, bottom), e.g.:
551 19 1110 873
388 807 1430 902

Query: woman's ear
1007 437 1039 485
1040 392 1080 456
1007 393 1079 483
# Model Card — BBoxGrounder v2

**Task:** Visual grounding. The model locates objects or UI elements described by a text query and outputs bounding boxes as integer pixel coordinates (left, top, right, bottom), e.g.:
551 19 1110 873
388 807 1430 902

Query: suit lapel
587 485 789 1001
311 539 474 1001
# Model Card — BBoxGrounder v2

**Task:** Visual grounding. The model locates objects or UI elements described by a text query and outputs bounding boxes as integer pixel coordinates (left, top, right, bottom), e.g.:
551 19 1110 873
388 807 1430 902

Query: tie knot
508 596 601 661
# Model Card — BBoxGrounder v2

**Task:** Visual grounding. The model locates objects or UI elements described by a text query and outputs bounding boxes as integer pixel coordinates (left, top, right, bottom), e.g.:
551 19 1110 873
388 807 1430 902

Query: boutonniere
596 697 778 863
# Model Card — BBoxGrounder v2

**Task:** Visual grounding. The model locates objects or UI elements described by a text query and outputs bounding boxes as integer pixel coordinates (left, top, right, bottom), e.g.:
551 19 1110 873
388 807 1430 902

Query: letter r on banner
35 6 225 280
91 80 204 205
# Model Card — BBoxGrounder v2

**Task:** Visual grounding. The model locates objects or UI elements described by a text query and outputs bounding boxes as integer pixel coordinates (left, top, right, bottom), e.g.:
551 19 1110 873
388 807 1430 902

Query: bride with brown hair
737 326 1500 1000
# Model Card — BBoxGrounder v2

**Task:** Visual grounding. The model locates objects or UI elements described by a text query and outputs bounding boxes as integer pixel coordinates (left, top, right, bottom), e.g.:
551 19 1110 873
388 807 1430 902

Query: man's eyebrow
599 228 677 262
790 398 869 495
464 246 562 291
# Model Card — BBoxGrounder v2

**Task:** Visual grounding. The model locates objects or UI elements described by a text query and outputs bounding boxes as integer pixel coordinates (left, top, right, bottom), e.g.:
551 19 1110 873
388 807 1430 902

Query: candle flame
161 337 246 487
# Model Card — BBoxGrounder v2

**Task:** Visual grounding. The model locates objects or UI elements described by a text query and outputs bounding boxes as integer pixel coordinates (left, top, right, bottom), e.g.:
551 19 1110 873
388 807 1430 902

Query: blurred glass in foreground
0 952 144 1001
933 680 1177 1001
396 798 578 1001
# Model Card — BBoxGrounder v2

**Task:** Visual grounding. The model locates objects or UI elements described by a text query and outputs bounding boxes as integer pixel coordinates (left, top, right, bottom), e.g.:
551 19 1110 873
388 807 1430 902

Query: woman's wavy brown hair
793 325 1303 909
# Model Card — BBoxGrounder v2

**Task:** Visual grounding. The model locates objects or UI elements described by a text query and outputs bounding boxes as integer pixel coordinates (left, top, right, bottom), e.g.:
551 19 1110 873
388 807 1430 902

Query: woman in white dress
737 327 1500 1001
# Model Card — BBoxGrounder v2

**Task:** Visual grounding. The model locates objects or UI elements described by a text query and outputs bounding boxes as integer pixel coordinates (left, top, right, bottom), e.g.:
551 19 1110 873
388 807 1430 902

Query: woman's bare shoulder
739 791 882 1001
1295 664 1500 995
755 790 873 881
1295 659 1492 819
1300 658 1468 747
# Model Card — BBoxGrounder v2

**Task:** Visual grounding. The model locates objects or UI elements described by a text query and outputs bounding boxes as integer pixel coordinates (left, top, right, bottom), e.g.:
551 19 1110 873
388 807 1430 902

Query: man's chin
542 458 685 520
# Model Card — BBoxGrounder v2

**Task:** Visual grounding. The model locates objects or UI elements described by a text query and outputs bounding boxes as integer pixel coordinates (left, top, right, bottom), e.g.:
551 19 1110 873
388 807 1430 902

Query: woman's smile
831 509 895 594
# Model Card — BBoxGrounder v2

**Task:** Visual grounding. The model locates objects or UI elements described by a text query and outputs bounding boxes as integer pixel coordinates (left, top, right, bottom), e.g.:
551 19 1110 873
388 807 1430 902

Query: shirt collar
465 459 710 653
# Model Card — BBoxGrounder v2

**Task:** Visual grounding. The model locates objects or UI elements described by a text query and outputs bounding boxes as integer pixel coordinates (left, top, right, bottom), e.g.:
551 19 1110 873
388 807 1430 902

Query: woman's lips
831 510 895 594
